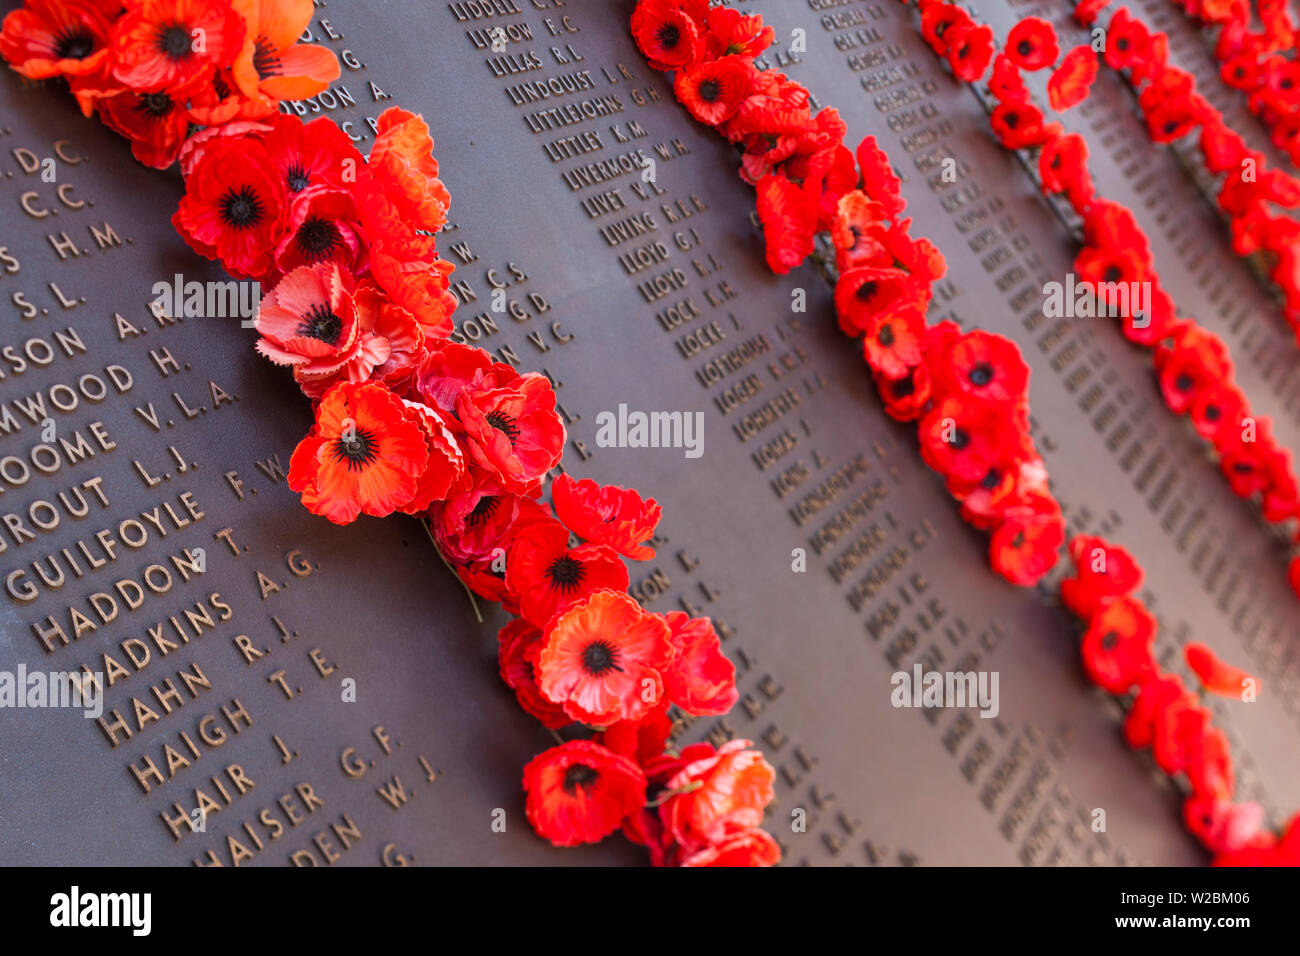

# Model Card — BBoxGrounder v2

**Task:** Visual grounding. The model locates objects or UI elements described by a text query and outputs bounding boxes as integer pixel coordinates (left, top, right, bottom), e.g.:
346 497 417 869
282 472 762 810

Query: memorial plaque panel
1 0 1297 866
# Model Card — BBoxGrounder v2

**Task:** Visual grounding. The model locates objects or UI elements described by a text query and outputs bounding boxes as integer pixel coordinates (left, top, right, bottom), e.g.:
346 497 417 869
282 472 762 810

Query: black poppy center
56 26 96 60
1103 264 1123 283
135 92 174 120
563 764 600 794
1101 630 1119 650
254 36 282 80
1204 404 1221 421
981 468 1001 490
951 428 970 450
1017 40 1034 57
1175 372 1195 392
467 495 500 526
580 640 622 676
969 362 994 387
485 410 519 440
157 23 193 60
699 78 722 102
286 163 311 192
1004 111 1020 129
331 428 378 471
857 280 878 302
1163 120 1179 134
877 323 895 347
298 303 343 345
296 217 343 261
219 185 265 229
656 22 681 50
547 555 585 592
892 373 916 398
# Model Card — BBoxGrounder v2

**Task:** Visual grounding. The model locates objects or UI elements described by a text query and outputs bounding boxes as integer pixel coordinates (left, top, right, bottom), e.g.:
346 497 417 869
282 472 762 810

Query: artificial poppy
1080 595 1157 694
110 0 246 91
662 611 737 716
351 280 424 393
262 113 365 197
989 506 1064 585
834 264 920 340
947 23 994 82
1049 46 1098 111
1124 674 1190 749
0 0 114 82
1104 8 1150 73
702 6 773 60
989 52 1028 103
506 519 631 630
680 827 781 867
497 618 570 729
1060 534 1143 619
830 191 889 271
273 186 367 276
455 370 565 496
1186 728 1235 802
920 1 972 55
367 230 458 337
858 305 927 380
1199 118 1249 173
1006 17 1059 72
1155 327 1232 415
756 172 817 274
1186 643 1256 699
875 362 932 423
537 589 674 726
1039 131 1092 208
919 396 1019 483
1185 796 1261 854
398 400 465 515
630 0 704 72
660 739 775 851
287 381 430 525
230 0 339 105
990 99 1058 149
551 473 663 561
599 704 674 768
97 88 193 169
937 329 1030 405
1189 382 1247 445
1152 695 1211 775
430 480 549 566
173 136 286 279
254 262 367 385
856 135 906 218
674 54 756 126
522 741 647 847
362 107 451 235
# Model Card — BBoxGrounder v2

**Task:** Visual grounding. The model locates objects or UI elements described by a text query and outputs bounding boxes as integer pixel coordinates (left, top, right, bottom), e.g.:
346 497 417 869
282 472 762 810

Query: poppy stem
421 517 484 624
644 780 703 808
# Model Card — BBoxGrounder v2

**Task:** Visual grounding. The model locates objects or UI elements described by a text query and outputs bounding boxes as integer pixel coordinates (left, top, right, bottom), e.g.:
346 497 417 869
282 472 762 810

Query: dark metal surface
0 0 1296 866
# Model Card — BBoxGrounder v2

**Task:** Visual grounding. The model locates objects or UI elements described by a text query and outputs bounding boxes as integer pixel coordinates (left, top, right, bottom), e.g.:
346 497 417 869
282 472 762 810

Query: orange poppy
230 0 339 105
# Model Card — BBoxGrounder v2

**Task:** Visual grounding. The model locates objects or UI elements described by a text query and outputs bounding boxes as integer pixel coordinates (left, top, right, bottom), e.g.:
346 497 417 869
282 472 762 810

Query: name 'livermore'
595 404 705 459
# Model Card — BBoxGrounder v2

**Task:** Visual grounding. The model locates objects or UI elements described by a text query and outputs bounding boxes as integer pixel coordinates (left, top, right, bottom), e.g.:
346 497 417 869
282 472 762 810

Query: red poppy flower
724 70 812 147
398 400 465 515
680 827 781 867
522 741 647 847
920 2 972 54
361 107 451 235
990 99 1059 149
110 0 245 91
498 619 570 729
661 611 737 716
830 191 889 271
551 474 663 561
1124 675 1190 749
430 480 549 566
1049 46 1098 111
660 739 775 851
875 362 932 423
537 589 674 726
756 173 817 274
1156 327 1232 415
173 137 287 279
1219 421 1274 498
287 381 430 525
857 304 927 380
1185 797 1262 854
351 280 424 392
1199 118 1249 173
1039 131 1093 208
97 89 192 169
1080 595 1157 694
1104 8 1150 73
1061 534 1143 619
366 231 458 338
255 262 369 387
946 23 994 82
989 506 1064 585
936 330 1029 405
1152 695 1211 775
856 135 906 218
989 52 1029 103
674 54 756 126
631 0 704 71
1074 0 1111 26
0 0 114 82
1189 382 1247 445
834 265 923 341
506 519 630 630
415 340 516 414
455 370 565 496
919 396 1020 483
262 114 365 197
230 0 339 105
1007 18 1059 71
1186 643 1256 699
703 7 774 60
273 186 367 276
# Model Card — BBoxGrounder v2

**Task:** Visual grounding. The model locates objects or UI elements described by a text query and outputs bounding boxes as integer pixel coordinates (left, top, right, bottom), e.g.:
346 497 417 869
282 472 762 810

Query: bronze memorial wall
1 0 1299 866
